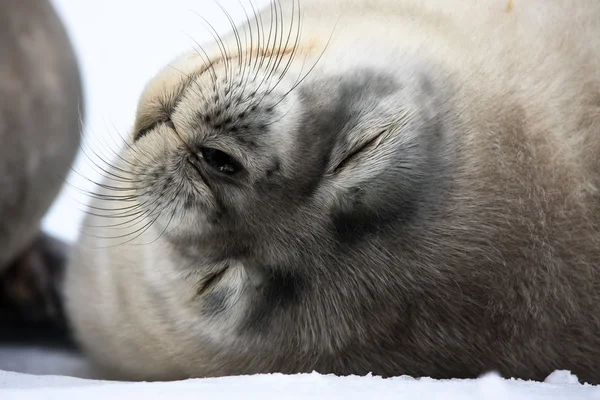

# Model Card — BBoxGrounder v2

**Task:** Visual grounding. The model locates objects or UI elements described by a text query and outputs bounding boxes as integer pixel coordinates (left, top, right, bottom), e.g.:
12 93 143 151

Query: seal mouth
197 266 229 296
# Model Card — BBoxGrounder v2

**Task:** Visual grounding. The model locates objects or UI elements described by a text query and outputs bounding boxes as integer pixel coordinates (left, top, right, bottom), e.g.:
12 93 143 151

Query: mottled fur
65 0 600 383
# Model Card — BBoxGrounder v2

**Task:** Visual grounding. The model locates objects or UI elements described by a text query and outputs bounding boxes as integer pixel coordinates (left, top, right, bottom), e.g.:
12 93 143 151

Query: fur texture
65 0 600 383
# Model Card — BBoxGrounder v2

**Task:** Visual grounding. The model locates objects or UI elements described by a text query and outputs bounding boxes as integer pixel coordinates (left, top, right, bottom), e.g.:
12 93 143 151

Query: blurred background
43 0 271 243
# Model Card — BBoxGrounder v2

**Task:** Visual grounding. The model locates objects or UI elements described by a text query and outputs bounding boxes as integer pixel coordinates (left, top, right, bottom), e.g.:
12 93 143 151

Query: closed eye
332 130 386 174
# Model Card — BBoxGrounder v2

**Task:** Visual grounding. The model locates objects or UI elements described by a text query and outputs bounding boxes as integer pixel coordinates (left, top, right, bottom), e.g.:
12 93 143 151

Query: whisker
65 179 137 201
166 63 211 109
100 123 149 171
253 0 275 81
254 0 280 95
264 0 288 91
77 136 141 182
106 121 156 169
249 0 264 74
134 181 186 246
281 15 339 100
236 0 254 96
213 0 244 80
192 10 233 87
183 31 219 85
268 0 302 94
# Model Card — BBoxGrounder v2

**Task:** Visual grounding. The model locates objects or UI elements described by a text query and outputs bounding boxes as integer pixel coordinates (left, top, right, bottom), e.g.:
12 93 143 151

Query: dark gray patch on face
310 67 455 245
184 194 194 209
243 267 304 334
332 199 417 245
265 159 281 178
203 289 230 317
289 69 401 199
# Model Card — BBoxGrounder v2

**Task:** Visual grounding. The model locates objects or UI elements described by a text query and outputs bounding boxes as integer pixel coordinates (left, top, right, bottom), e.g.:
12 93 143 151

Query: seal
0 0 83 341
64 0 600 383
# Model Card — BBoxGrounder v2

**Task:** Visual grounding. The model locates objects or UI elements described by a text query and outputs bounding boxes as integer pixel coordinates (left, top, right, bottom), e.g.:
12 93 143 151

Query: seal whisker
247 0 295 119
249 0 264 75
265 0 290 89
252 0 275 81
192 10 233 88
64 173 135 196
263 0 285 87
92 121 150 172
166 64 212 110
71 128 144 187
135 182 186 246
84 199 146 214
79 207 149 223
213 0 244 80
81 192 174 244
77 142 140 182
267 0 302 95
278 16 339 102
81 213 155 230
104 122 158 169
83 213 160 247
103 129 153 171
252 0 281 98
184 32 219 86
236 0 254 97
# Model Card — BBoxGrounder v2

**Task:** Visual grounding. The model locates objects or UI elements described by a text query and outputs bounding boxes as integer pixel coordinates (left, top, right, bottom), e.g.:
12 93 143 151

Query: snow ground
2 366 600 400
1 0 600 398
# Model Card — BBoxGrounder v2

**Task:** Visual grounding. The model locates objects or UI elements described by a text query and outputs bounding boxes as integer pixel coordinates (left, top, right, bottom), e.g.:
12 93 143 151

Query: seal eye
201 147 241 175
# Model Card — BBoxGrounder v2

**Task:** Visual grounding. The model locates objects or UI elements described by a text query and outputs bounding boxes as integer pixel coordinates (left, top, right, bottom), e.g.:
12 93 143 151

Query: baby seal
65 0 600 383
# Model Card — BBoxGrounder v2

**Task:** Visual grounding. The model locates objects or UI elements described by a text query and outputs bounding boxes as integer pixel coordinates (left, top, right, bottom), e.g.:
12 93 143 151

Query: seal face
66 0 600 384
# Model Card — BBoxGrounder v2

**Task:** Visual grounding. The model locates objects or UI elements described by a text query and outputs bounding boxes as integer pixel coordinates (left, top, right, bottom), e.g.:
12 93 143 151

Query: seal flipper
0 233 78 350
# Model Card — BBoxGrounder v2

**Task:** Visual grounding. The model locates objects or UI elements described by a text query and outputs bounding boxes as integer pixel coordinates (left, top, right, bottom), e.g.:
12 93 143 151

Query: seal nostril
134 118 176 142
134 124 154 142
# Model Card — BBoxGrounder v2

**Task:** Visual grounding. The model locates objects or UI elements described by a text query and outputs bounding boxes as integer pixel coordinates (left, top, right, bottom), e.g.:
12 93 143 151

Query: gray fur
65 0 600 384
0 0 83 269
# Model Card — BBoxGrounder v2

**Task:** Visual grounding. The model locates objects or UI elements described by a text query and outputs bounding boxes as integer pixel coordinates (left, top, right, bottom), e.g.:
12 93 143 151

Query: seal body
0 0 83 336
0 0 83 270
65 0 600 383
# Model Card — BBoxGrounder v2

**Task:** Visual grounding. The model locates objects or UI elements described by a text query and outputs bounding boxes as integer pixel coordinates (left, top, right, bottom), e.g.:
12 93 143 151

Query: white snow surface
1 367 600 400
1 0 599 398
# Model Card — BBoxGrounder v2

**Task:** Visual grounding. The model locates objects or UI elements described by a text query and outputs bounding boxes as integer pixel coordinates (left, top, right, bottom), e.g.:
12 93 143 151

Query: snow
1 0 599 398
0 347 95 380
1 369 599 400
